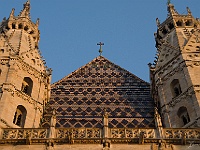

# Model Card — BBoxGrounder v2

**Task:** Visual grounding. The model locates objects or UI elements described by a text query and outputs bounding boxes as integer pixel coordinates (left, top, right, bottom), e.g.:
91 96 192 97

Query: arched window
170 79 182 97
18 23 23 29
21 77 33 96
176 20 183 27
185 20 192 26
12 23 16 29
13 105 27 127
24 25 29 31
177 106 190 126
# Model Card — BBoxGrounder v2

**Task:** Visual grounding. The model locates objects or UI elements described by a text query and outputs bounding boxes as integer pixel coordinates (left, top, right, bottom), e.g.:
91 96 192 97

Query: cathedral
0 1 199 150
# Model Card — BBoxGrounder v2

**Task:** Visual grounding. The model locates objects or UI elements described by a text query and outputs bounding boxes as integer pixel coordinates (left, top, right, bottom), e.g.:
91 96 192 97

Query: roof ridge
51 56 149 87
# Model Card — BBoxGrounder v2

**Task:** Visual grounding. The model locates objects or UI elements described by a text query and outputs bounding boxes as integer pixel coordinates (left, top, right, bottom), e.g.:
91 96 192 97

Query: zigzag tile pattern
43 56 155 128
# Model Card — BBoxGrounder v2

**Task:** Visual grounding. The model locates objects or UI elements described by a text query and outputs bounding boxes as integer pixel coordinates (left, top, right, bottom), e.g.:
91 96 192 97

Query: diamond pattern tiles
43 56 155 128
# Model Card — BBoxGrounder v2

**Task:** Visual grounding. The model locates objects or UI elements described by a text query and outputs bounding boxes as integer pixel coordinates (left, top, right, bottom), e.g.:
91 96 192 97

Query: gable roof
43 56 155 128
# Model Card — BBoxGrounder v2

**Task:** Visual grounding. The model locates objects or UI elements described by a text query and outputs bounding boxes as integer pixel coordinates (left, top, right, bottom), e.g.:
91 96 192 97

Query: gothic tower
0 1 51 128
150 3 200 128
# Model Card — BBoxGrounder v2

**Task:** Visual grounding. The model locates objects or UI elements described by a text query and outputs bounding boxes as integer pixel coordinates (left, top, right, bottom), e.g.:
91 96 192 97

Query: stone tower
150 3 200 128
0 1 51 128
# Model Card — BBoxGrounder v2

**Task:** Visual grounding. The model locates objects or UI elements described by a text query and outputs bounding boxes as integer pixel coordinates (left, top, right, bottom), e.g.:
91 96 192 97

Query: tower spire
19 0 31 18
9 8 15 20
167 3 178 16
187 7 192 15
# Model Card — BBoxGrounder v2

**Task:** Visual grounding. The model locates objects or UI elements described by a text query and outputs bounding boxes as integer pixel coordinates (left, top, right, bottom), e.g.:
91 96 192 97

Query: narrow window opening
185 20 192 26
12 23 16 29
168 23 174 30
30 30 34 34
162 28 168 35
171 79 182 97
13 105 27 127
177 106 190 126
21 77 33 96
18 24 23 29
176 21 183 27
1 49 4 53
24 26 29 31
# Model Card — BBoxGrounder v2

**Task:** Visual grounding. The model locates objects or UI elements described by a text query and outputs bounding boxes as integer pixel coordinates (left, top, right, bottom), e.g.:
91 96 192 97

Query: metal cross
97 42 104 56
167 0 171 5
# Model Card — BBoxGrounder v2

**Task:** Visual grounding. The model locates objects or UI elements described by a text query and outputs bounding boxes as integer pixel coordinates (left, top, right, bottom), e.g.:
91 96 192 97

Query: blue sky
0 0 200 83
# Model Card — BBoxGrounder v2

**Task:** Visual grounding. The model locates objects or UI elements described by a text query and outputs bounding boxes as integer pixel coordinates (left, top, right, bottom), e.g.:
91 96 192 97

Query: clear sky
0 0 200 83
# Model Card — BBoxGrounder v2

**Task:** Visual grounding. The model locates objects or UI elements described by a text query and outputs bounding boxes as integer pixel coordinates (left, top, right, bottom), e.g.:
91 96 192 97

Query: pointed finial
167 2 178 16
156 18 160 27
9 8 15 19
36 18 40 27
19 0 31 18
97 42 104 56
186 7 192 15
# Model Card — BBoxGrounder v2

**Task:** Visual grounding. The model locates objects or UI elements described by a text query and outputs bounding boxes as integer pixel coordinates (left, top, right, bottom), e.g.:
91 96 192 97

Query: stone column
154 107 164 139
102 109 110 150
48 109 56 139
103 110 109 138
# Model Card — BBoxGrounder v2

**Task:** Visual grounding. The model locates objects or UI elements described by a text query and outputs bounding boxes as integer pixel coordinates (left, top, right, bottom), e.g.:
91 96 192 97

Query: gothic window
21 77 33 96
18 23 23 29
170 79 182 97
162 28 168 35
12 23 16 29
176 20 183 27
13 105 27 127
168 22 174 30
24 25 29 31
185 20 192 26
177 106 190 126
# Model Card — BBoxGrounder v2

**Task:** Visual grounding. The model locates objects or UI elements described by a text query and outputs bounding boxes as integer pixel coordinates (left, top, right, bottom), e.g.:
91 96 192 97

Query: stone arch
170 79 182 97
13 105 27 127
21 77 33 96
177 106 190 126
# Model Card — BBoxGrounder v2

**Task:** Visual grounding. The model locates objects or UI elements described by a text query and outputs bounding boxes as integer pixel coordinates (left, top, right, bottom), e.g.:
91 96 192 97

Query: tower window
13 105 27 127
185 20 192 26
168 22 174 30
177 106 190 126
21 77 33 96
24 26 29 31
162 28 168 35
176 21 183 27
18 23 23 29
12 23 16 29
170 79 182 97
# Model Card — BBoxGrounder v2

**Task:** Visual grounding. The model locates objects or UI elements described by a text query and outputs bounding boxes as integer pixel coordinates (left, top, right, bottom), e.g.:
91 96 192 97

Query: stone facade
0 1 52 128
150 4 200 128
0 1 199 150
